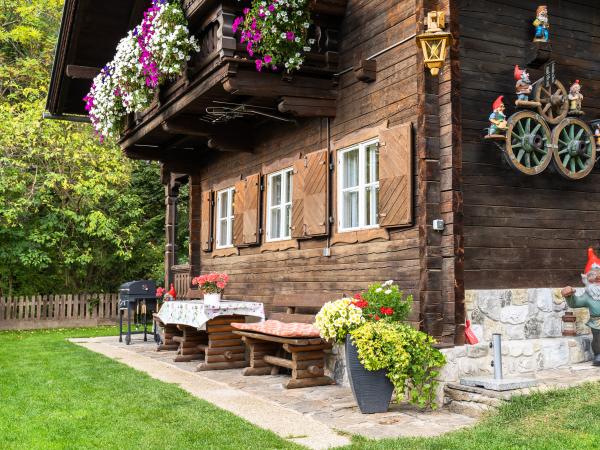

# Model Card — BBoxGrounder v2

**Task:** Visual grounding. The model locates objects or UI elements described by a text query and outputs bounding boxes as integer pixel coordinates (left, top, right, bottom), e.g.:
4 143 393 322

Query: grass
2 327 600 450
0 327 300 450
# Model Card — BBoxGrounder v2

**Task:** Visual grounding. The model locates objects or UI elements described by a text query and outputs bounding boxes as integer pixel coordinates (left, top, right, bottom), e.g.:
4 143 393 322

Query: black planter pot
345 335 394 414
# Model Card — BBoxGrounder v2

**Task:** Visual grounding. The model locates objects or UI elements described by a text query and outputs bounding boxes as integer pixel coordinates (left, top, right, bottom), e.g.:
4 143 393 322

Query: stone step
443 383 508 418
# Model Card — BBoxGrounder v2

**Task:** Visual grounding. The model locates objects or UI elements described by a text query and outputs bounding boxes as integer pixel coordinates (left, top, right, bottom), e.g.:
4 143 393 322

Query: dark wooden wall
459 0 600 289
189 0 423 321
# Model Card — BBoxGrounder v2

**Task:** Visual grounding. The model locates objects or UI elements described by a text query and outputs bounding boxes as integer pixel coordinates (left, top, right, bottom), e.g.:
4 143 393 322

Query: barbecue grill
118 280 158 345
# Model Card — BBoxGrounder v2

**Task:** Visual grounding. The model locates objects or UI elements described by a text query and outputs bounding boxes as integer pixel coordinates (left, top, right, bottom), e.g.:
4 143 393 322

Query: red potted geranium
191 272 229 308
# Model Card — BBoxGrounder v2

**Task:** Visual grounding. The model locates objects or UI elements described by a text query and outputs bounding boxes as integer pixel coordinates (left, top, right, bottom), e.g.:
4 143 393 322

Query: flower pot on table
345 335 394 414
204 292 222 308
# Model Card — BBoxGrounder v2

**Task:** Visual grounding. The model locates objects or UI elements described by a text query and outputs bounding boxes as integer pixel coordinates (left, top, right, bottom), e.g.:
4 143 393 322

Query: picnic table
155 300 264 371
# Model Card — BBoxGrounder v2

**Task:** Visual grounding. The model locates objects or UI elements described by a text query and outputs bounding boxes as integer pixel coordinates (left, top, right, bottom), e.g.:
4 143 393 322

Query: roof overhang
46 0 149 118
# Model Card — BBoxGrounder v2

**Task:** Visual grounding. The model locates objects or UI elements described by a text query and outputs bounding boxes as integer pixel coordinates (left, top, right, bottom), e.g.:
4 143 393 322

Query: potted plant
314 281 446 414
191 273 229 308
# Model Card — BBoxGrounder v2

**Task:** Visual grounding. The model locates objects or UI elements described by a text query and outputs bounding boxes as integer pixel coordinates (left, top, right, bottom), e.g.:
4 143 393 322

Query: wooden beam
278 96 337 117
161 117 212 137
207 135 253 153
65 65 100 80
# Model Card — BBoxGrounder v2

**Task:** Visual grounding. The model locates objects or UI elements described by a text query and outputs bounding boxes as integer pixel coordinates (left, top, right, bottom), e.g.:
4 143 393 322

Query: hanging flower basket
233 0 315 73
84 0 199 141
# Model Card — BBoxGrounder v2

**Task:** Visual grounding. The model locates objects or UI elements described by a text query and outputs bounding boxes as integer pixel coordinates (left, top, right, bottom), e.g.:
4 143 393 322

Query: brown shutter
291 149 329 238
201 190 213 251
233 173 261 247
378 123 413 228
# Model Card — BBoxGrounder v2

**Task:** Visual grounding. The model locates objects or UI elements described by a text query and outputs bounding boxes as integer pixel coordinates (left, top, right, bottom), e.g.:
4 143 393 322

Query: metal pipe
42 112 91 123
491 333 503 380
334 33 417 77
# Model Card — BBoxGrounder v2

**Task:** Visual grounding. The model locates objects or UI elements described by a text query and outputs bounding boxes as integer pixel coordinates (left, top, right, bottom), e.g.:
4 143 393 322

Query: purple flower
286 31 295 41
243 7 250 15
232 16 243 33
264 54 272 64
255 59 263 72
251 19 257 30
268 4 275 12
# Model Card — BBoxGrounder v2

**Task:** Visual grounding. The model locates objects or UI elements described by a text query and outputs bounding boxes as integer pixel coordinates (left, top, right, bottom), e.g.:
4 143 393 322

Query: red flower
352 299 369 309
353 293 364 300
375 315 380 321
156 287 165 297
380 307 394 316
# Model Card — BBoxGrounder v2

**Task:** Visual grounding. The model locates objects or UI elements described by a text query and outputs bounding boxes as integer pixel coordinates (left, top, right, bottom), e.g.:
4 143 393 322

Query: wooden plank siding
187 0 424 328
0 294 119 330
459 0 600 289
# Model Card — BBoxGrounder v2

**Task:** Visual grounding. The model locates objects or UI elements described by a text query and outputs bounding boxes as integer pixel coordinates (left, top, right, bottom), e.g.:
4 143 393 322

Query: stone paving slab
71 336 477 446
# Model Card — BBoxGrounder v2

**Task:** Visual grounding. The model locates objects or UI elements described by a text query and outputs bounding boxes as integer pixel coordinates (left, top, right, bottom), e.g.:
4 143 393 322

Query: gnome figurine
515 65 533 103
488 95 507 136
594 123 600 147
567 80 584 115
562 248 600 366
533 5 549 42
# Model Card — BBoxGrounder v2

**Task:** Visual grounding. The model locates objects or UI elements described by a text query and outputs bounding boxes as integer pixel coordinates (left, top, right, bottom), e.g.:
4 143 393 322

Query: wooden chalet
47 0 600 348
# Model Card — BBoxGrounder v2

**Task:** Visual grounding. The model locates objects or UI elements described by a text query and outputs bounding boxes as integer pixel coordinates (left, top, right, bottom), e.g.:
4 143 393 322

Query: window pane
342 149 359 189
270 174 282 206
219 191 228 218
270 208 282 239
365 186 379 226
219 219 228 246
342 191 359 229
284 204 292 237
365 144 379 184
284 170 292 203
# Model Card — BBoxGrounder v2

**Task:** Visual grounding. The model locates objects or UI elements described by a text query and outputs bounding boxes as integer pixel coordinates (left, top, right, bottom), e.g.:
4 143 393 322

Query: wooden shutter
201 190 213 252
291 149 329 238
378 123 413 228
233 173 261 247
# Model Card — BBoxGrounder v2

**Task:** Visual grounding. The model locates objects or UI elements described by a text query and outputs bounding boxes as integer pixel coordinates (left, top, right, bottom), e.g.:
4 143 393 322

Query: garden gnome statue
515 65 533 102
567 80 584 115
165 283 177 301
488 96 508 136
594 123 600 147
561 248 600 366
533 5 549 42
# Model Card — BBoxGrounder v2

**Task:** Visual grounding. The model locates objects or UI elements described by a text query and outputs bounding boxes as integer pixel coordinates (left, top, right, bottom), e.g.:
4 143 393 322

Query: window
216 187 234 248
338 139 379 231
266 168 293 241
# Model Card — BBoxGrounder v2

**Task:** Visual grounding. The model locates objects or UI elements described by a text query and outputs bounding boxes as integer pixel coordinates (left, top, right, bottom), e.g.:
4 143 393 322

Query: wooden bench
232 294 335 389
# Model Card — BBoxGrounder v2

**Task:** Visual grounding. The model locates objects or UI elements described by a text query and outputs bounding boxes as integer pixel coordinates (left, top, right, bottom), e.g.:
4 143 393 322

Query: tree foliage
0 0 168 296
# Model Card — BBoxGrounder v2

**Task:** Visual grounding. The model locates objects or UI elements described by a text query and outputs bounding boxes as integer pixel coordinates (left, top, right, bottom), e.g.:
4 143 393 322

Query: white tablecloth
157 300 265 330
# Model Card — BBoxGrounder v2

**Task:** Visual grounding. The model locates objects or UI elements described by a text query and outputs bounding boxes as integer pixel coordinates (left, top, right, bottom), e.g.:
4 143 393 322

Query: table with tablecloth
155 300 265 370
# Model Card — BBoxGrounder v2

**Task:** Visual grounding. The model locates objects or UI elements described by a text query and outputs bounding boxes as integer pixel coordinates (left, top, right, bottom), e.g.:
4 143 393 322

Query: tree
0 0 166 296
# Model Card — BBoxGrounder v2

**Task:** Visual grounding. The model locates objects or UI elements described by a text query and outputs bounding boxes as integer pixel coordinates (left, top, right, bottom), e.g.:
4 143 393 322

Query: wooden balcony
121 0 348 160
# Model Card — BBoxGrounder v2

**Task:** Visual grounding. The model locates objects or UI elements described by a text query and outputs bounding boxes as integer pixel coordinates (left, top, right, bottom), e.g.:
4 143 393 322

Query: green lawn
2 327 600 450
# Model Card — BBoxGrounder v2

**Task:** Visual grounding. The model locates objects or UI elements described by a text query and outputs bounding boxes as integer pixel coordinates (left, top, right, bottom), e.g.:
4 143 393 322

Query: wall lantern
416 11 452 76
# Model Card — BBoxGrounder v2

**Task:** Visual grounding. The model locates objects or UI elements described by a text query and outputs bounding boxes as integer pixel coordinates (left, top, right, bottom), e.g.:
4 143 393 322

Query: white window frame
266 167 293 242
337 138 380 232
215 187 235 249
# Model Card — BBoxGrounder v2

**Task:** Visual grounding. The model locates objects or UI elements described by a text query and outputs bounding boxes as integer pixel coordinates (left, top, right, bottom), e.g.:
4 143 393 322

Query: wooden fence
0 293 120 330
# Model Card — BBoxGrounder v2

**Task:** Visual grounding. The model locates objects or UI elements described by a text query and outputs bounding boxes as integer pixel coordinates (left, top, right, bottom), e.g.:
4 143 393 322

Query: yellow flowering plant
314 298 365 343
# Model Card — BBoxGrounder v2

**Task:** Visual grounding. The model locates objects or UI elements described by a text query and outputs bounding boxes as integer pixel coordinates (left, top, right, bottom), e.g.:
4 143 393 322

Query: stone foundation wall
466 288 591 341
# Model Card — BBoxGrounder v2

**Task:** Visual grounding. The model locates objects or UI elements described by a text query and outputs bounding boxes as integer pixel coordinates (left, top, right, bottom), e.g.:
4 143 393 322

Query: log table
155 300 265 371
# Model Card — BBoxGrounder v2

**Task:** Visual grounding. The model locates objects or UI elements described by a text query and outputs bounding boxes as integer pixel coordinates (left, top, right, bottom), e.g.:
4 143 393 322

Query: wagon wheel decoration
504 110 552 175
534 80 568 125
551 118 596 180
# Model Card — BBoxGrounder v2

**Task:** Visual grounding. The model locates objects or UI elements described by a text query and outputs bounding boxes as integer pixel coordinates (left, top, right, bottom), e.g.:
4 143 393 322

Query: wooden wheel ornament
504 111 552 175
534 79 568 125
551 118 596 180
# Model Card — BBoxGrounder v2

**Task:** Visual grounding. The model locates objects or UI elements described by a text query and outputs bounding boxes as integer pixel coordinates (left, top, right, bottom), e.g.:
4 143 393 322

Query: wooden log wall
0 293 119 330
190 0 424 325
459 0 600 289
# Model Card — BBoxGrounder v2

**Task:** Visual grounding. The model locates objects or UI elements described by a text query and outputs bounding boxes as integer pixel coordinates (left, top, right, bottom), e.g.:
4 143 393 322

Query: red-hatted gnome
488 95 508 136
562 248 600 366
515 65 533 102
165 283 177 301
